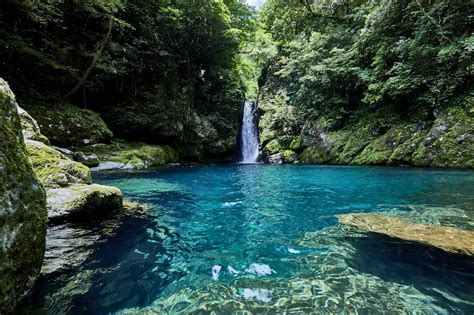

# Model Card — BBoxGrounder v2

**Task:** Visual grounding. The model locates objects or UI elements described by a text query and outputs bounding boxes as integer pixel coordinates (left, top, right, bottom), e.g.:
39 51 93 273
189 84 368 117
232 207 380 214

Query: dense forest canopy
260 0 472 115
0 0 472 161
1 0 261 159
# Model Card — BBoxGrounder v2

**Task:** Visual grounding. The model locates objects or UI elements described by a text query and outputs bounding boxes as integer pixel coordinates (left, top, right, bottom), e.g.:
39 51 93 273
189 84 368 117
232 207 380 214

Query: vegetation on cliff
256 0 473 167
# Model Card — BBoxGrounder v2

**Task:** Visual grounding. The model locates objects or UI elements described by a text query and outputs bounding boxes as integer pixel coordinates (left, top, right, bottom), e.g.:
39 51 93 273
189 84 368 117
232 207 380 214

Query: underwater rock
227 266 240 275
0 78 47 312
337 214 474 256
47 184 123 219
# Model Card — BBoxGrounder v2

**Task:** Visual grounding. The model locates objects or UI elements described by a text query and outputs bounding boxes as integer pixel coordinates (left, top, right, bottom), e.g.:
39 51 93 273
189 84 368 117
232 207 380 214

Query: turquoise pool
21 165 474 313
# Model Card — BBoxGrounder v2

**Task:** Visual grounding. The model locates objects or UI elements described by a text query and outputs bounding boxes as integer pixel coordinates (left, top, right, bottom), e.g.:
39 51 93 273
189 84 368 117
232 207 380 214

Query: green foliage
261 0 473 114
0 0 259 158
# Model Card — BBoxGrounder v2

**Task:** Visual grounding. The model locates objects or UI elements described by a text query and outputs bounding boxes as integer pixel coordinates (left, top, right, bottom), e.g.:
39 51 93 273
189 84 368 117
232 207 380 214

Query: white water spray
240 100 259 163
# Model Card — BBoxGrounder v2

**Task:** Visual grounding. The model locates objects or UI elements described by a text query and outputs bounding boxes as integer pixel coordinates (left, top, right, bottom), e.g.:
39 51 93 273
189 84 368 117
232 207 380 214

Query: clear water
21 165 474 314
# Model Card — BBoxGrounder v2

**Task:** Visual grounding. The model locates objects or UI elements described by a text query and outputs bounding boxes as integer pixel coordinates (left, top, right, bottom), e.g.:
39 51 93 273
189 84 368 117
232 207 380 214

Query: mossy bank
258 88 473 168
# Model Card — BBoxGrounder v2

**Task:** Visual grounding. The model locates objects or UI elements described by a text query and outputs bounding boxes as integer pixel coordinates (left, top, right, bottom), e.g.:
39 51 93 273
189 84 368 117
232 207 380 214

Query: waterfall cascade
240 100 259 163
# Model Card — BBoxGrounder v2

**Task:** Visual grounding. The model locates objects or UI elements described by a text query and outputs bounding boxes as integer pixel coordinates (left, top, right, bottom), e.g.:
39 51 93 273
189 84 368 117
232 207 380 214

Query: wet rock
47 184 123 219
0 78 47 312
41 201 147 275
337 214 474 256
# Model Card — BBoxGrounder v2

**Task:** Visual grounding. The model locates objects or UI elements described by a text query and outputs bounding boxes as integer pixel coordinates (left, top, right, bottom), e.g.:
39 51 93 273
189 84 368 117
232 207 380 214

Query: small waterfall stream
240 100 259 163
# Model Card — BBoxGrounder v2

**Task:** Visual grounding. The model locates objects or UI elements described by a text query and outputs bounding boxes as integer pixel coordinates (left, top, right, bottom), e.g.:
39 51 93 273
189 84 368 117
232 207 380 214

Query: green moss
281 150 298 163
289 136 302 151
0 79 47 312
352 125 410 165
263 139 283 155
22 101 113 146
78 141 179 168
26 140 91 187
299 146 332 164
336 127 375 164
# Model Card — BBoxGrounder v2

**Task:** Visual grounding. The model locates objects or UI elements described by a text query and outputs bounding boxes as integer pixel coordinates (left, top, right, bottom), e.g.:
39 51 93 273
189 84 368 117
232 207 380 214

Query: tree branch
63 17 114 100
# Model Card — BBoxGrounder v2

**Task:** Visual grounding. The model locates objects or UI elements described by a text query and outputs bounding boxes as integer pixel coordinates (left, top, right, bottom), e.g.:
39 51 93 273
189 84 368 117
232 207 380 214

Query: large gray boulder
47 184 123 219
0 78 47 312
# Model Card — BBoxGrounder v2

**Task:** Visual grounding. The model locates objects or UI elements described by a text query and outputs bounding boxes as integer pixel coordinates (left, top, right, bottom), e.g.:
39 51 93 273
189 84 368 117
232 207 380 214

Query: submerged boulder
0 79 47 312
47 184 123 219
337 213 474 256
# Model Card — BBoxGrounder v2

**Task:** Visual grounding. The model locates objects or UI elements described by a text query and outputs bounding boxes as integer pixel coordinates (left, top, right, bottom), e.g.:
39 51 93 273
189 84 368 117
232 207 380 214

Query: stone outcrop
337 213 474 256
17 107 123 220
47 184 122 219
26 140 92 188
0 79 47 312
75 141 179 170
24 102 113 147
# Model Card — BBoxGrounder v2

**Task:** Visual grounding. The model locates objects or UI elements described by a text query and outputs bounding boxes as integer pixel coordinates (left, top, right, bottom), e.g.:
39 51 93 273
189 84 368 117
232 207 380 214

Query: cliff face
257 86 473 168
0 79 47 312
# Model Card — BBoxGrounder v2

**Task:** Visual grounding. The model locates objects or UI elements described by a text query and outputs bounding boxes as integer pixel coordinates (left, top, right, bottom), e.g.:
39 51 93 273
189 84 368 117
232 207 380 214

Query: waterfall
240 100 259 163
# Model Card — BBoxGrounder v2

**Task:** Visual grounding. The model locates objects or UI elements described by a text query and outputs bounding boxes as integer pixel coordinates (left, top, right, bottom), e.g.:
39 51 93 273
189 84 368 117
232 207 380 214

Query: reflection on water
20 165 474 314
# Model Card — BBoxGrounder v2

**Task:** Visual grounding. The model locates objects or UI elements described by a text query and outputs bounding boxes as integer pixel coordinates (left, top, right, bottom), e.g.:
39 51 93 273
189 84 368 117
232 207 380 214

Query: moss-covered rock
26 140 91 188
47 184 123 219
0 78 47 312
281 150 298 163
24 102 113 147
77 141 179 170
299 146 332 164
17 106 50 145
412 102 474 168
263 139 284 155
352 125 413 165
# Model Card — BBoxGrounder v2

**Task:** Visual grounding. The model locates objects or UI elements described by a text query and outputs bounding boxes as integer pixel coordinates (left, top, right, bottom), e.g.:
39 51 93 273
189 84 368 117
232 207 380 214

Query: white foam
246 263 276 276
241 288 272 303
211 265 222 281
288 248 301 254
227 265 240 275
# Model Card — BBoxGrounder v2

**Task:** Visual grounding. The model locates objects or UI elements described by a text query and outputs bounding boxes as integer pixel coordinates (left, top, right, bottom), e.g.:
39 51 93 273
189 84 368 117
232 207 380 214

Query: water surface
21 165 474 313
